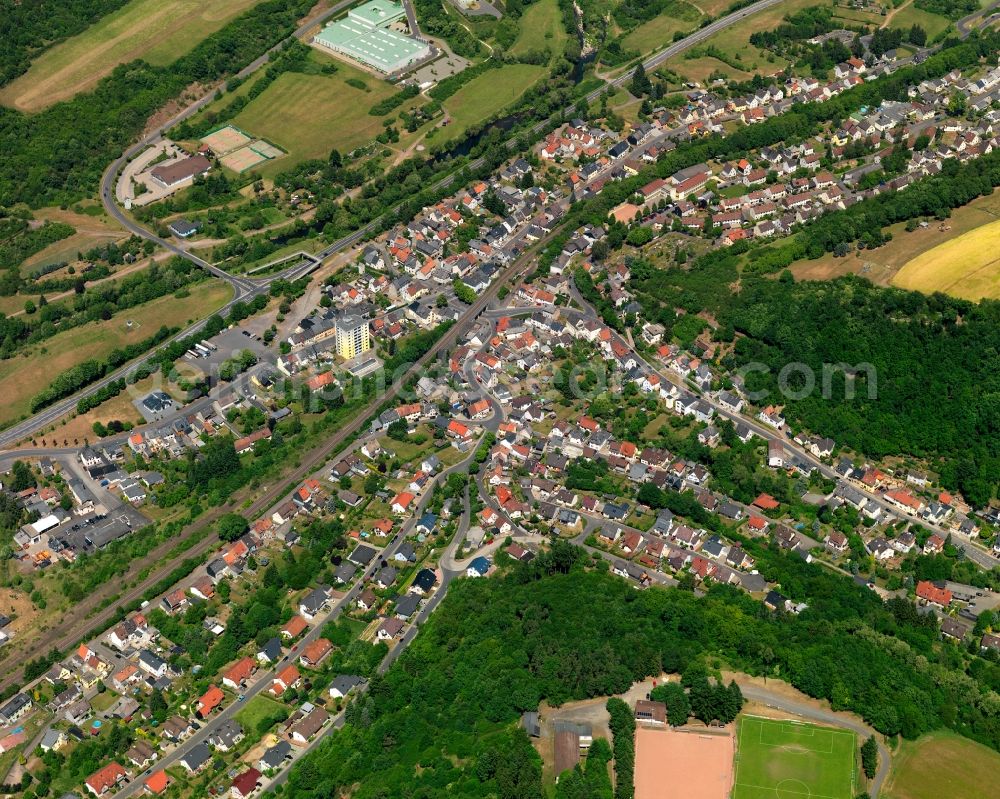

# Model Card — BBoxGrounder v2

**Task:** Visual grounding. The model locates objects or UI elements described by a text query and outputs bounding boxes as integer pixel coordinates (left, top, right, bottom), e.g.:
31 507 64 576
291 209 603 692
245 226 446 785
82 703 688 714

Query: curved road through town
0 0 795 676
0 0 786 452
0 212 548 691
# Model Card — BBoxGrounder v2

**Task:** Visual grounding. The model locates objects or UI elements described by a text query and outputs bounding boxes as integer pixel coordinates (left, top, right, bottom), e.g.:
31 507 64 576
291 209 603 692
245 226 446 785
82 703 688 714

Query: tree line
0 0 131 86
0 258 203 361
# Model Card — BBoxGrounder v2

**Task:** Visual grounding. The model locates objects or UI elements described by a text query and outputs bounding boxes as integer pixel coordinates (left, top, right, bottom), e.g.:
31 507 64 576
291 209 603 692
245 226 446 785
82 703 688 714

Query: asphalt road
98 0 361 287
0 293 254 450
109 450 470 799
567 283 1000 570
604 0 784 90
0 0 807 702
133 415 491 799
956 0 1000 36
0 212 555 691
0 0 782 453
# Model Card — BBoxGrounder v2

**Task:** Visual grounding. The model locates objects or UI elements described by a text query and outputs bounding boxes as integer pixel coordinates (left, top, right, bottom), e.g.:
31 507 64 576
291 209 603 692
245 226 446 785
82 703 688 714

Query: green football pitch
733 716 857 799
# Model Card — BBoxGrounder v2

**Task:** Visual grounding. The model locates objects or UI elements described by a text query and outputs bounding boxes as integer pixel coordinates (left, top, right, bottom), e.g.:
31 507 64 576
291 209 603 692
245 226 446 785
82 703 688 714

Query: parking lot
63 506 147 551
180 327 272 373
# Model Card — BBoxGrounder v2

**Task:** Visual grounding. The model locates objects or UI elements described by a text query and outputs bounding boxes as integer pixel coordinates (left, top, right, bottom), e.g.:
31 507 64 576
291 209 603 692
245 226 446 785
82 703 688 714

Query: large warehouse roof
349 0 406 27
314 1 429 73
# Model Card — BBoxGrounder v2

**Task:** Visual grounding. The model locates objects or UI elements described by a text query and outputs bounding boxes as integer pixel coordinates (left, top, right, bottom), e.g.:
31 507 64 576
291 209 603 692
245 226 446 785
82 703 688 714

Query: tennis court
220 145 270 172
200 124 253 155
733 716 856 799
251 141 284 159
218 139 286 172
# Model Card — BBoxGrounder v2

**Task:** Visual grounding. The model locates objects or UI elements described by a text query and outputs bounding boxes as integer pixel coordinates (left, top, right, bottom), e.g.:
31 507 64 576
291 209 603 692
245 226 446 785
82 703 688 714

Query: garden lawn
789 192 1000 288
21 207 124 276
0 0 263 111
236 694 288 735
664 0 822 80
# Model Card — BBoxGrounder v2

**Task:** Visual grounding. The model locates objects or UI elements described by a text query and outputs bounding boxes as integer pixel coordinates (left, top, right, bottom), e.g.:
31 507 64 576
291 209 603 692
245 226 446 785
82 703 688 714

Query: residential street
566 282 1000 571
110 427 487 799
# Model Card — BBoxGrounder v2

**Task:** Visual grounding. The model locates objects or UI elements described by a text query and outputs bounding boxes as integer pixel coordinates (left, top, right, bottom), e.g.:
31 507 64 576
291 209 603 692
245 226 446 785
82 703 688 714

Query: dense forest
0 0 131 86
630 251 1000 508
278 543 999 799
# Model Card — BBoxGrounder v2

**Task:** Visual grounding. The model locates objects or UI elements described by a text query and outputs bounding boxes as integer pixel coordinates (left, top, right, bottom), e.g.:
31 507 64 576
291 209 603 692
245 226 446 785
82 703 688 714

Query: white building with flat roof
313 0 430 74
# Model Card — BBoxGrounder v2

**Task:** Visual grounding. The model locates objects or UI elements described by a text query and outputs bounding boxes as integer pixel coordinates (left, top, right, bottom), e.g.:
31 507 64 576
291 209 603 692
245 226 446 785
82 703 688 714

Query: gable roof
86 762 127 794
282 615 308 638
145 770 169 794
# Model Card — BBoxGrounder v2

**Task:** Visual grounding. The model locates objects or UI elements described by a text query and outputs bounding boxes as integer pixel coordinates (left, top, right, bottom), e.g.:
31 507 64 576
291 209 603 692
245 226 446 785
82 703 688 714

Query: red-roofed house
222 657 256 691
196 685 224 718
299 638 333 668
747 515 769 533
85 762 128 796
281 615 308 639
885 490 925 513
231 767 262 799
753 493 780 512
271 664 301 696
916 580 952 608
391 492 415 514
145 771 170 795
234 427 272 454
306 372 336 392
447 420 472 440
468 399 491 419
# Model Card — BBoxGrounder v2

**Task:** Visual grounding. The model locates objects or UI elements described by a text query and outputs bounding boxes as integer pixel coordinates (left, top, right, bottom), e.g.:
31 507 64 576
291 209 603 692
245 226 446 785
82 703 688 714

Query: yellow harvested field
0 0 263 112
893 218 1000 300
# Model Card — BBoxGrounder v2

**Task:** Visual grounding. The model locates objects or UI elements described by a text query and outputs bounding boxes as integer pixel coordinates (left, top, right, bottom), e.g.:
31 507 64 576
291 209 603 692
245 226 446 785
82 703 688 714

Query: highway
603 0 784 90
0 289 247 449
956 0 1000 37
